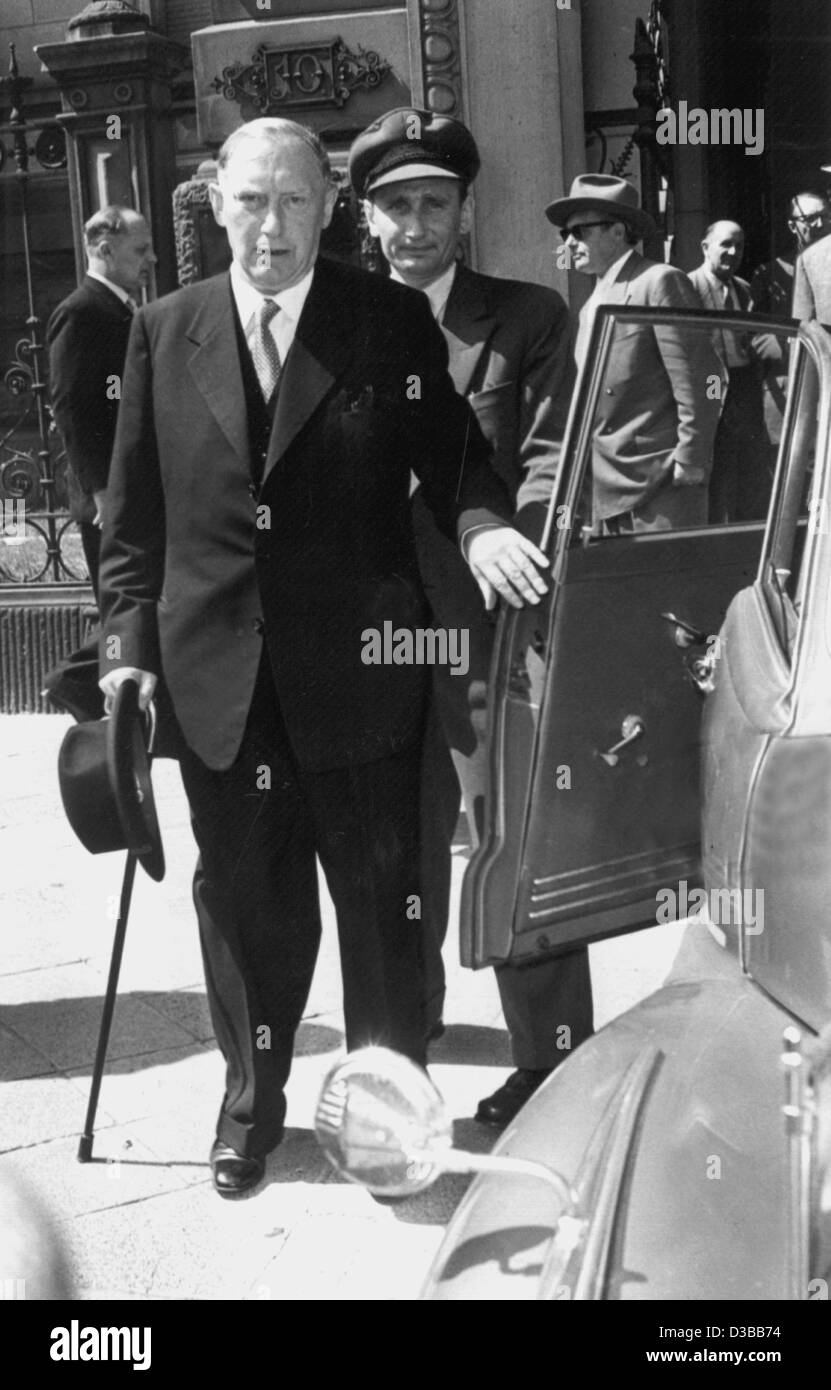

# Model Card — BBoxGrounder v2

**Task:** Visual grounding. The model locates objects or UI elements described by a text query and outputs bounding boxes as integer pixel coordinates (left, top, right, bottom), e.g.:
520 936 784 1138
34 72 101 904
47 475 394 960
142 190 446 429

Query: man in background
689 220 768 521
43 207 156 721
548 174 719 534
749 192 829 454
792 192 831 325
351 107 585 1127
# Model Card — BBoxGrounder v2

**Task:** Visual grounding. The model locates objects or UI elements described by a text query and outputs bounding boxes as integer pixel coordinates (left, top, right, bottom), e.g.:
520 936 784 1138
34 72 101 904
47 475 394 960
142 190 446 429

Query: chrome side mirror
315 1047 574 1202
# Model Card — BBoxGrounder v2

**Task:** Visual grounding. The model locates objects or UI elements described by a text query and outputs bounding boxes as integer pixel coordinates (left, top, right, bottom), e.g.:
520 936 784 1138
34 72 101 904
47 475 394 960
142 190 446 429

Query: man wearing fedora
96 117 546 1196
350 107 590 1127
548 175 719 533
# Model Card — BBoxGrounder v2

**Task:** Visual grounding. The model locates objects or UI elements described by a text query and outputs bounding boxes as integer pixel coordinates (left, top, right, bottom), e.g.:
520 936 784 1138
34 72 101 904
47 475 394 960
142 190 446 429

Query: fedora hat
545 174 656 240
58 678 165 882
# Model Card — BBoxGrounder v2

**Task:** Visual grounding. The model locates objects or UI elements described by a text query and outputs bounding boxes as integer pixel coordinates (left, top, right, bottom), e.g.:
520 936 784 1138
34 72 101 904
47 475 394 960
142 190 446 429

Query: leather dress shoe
475 1068 552 1127
209 1140 265 1196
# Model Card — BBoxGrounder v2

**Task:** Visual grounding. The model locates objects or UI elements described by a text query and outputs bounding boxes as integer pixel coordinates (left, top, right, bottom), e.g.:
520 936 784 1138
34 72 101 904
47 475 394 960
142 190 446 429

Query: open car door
462 305 798 969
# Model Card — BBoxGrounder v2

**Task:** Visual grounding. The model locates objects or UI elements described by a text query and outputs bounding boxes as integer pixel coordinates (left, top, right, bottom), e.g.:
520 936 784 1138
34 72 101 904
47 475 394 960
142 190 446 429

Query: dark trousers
180 654 427 1158
420 671 594 1071
43 519 105 720
709 366 771 523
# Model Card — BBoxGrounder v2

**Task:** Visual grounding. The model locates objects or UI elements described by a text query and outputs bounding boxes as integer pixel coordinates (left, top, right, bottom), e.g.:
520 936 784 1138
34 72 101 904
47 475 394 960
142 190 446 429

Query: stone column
447 0 585 300
35 1 188 296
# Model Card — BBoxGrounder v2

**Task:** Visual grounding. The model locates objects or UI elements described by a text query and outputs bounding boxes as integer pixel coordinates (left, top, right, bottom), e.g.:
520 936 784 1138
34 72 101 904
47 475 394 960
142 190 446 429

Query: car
315 304 831 1301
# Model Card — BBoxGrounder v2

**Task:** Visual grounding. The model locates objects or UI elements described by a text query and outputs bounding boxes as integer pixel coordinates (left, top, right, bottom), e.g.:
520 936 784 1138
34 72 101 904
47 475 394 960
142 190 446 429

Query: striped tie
251 298 282 402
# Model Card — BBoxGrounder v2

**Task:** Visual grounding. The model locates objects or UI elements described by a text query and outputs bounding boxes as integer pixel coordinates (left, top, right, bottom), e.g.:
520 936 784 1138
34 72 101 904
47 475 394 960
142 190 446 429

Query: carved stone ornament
209 39 391 114
417 0 464 118
67 2 150 38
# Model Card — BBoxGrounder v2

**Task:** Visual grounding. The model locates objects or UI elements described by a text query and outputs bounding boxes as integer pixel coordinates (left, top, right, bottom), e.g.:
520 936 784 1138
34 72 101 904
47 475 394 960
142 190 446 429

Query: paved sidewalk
0 714 685 1300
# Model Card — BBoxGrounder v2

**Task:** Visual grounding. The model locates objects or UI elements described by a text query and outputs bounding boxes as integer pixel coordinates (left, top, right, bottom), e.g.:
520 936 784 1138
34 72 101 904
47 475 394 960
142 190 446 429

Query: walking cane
77 849 137 1162
61 694 162 1163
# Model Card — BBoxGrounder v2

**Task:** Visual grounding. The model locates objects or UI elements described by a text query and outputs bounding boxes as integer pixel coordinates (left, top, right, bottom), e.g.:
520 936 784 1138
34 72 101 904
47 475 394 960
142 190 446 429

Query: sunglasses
560 220 616 241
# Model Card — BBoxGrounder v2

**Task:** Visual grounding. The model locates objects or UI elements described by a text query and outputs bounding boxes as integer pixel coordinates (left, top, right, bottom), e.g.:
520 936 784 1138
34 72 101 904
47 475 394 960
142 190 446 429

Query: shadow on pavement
0 997 344 1078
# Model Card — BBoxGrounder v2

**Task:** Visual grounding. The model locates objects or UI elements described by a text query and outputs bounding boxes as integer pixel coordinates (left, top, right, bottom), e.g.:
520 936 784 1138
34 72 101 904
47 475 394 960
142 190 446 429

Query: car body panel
425 924 795 1301
701 326 831 1027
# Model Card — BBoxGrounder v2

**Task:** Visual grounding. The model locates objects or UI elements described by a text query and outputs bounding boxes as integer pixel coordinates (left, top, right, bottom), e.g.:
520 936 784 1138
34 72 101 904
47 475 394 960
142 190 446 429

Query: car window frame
759 327 830 668
542 304 802 577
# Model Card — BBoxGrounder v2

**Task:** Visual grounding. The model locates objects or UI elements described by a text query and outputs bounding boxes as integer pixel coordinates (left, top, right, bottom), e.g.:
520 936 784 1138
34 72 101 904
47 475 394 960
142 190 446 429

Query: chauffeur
350 109 591 1127
97 117 546 1195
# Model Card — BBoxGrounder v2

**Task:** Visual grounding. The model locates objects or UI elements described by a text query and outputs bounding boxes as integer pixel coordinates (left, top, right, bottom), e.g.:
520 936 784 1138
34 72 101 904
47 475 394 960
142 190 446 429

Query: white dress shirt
230 261 315 365
695 264 749 368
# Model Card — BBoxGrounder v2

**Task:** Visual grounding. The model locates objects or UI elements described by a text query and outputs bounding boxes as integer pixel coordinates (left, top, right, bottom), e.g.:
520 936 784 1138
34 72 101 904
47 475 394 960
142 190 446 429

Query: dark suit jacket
98 257 510 772
413 263 573 654
581 251 721 521
792 235 831 325
46 275 133 524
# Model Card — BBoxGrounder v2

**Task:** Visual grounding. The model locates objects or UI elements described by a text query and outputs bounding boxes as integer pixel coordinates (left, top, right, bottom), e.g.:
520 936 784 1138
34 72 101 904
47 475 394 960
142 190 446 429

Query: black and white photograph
1 0 830 1343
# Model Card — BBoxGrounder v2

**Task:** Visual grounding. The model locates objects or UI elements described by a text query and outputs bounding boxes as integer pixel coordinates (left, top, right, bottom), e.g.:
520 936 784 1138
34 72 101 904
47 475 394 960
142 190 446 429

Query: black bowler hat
348 107 480 199
57 678 165 882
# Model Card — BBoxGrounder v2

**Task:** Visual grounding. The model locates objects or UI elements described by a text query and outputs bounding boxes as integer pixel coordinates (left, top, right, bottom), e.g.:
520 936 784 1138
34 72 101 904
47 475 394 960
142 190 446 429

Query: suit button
248 482 257 498
605 387 614 395
252 617 264 635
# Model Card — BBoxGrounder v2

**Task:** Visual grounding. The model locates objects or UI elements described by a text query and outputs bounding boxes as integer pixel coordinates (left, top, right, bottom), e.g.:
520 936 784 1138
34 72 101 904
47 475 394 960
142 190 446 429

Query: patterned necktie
251 298 281 402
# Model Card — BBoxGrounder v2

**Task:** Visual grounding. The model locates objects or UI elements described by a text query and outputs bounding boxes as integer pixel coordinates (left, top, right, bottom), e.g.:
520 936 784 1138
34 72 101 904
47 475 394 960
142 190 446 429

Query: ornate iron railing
0 44 82 587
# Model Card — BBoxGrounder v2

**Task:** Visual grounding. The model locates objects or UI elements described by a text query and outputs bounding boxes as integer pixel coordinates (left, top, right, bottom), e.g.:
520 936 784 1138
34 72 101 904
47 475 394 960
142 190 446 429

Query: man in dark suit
351 108 589 1127
43 207 156 720
547 175 720 534
689 220 768 521
97 118 545 1196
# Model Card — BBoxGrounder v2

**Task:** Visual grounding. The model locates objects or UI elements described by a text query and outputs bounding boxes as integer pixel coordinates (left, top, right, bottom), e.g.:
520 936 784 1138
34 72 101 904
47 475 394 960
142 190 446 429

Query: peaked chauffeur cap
349 107 480 198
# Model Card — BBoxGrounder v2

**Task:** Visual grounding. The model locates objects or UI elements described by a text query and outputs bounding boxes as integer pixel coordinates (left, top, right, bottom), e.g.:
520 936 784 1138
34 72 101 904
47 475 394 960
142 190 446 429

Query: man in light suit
546 175 720 534
792 215 831 324
350 108 590 1128
43 207 156 721
97 118 546 1196
689 221 768 522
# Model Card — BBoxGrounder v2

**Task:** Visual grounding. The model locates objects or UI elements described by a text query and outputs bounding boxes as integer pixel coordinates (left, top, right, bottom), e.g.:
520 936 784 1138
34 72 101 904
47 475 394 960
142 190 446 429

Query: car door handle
597 715 644 766
659 611 709 648
687 651 717 695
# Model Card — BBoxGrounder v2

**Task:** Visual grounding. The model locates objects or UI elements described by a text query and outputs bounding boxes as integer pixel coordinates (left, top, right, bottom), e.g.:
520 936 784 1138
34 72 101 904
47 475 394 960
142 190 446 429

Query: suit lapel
441 267 498 395
262 258 352 485
185 275 250 471
608 251 648 304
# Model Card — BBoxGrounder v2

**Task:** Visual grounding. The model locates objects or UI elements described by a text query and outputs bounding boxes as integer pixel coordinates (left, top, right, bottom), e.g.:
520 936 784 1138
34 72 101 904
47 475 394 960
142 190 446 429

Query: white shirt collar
230 261 315 330
86 269 133 307
596 248 635 290
390 263 457 323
